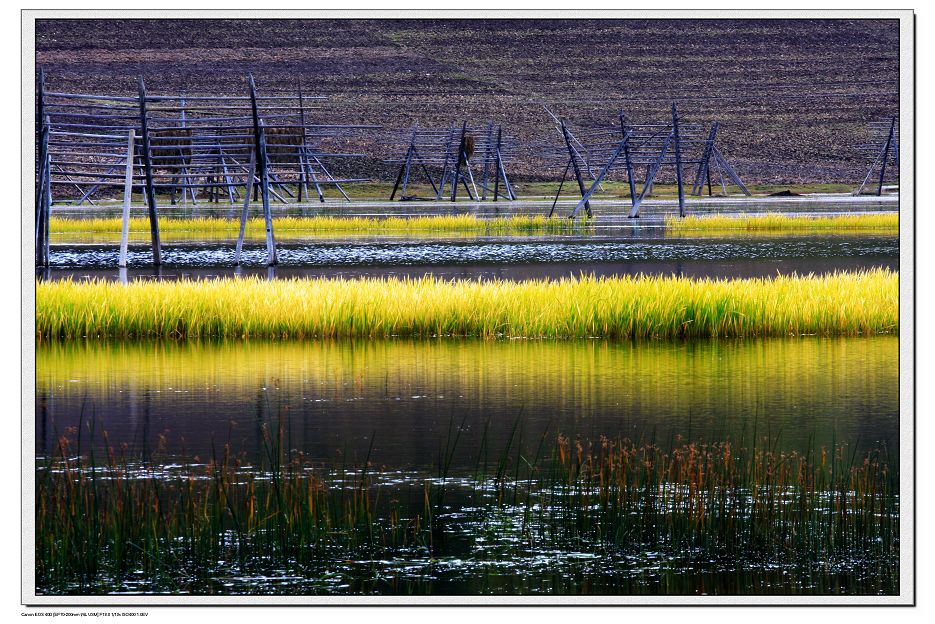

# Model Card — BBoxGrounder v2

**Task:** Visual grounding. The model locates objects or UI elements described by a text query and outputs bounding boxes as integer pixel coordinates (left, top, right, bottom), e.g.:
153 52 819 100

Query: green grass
37 269 898 341
665 213 898 232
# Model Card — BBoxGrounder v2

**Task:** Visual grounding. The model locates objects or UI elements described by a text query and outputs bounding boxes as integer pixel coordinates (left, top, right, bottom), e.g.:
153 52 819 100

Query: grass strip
37 269 898 341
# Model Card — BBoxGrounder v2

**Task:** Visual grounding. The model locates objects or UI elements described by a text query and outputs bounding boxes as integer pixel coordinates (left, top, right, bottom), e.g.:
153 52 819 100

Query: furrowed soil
35 18 899 185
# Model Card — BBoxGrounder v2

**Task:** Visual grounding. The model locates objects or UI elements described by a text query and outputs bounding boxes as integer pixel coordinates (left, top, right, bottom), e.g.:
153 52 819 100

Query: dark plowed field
35 18 900 184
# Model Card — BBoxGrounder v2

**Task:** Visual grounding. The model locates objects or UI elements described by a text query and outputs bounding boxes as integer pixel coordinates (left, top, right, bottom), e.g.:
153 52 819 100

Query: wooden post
877 116 897 196
35 67 44 195
713 146 750 196
560 120 591 217
248 75 277 266
549 158 572 218
302 144 325 203
481 122 493 200
35 70 51 267
692 122 718 196
413 147 439 195
620 113 637 204
137 77 162 265
628 131 673 218
389 142 411 201
400 129 417 198
35 105 49 266
493 126 502 201
436 124 455 199
451 121 467 202
235 148 256 265
570 129 631 219
118 130 136 268
42 132 52 267
672 103 686 218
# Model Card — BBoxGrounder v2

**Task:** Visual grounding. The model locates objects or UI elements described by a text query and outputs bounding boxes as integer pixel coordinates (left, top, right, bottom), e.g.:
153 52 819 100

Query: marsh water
36 336 898 465
35 335 899 595
44 231 897 282
36 211 901 596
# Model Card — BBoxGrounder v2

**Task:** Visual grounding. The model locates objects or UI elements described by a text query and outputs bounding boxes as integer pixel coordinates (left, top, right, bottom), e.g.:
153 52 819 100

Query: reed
35 426 898 595
49 214 587 242
665 213 898 232
37 269 898 341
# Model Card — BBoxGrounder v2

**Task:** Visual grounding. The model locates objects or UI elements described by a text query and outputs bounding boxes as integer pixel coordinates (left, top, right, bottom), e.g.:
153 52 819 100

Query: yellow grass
36 269 898 340
49 214 585 242
665 213 898 231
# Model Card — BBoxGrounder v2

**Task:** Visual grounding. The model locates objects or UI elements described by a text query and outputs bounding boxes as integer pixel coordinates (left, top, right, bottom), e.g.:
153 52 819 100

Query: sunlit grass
36 269 898 340
665 213 898 232
49 214 588 242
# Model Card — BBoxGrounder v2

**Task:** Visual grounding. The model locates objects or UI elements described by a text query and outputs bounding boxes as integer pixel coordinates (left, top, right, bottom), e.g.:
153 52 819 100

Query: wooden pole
43 136 52 267
389 143 410 201
138 76 162 265
628 131 673 218
561 120 591 218
493 126 502 202
620 113 637 204
35 113 49 266
235 148 256 265
570 130 631 219
436 124 455 199
549 158 572 218
35 70 51 267
118 130 136 268
451 121 467 202
248 75 277 266
692 122 718 196
877 116 897 196
672 103 686 218
400 129 417 197
481 122 493 200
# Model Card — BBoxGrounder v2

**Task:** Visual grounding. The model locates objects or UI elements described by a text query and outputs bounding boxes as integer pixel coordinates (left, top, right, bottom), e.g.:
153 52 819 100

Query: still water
36 336 898 466
34 336 899 595
45 232 897 282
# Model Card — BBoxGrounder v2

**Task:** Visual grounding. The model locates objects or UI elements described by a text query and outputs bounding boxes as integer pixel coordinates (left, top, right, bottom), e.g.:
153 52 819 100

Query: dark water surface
36 336 898 466
34 336 900 595
45 232 897 282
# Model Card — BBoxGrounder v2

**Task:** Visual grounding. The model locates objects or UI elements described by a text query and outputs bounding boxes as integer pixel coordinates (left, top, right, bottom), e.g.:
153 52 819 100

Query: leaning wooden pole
692 122 718 196
137 77 162 265
672 103 686 218
560 120 591 218
248 74 277 266
877 116 897 196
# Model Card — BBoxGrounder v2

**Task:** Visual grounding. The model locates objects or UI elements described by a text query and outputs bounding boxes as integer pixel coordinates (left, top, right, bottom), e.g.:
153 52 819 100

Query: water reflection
36 336 899 467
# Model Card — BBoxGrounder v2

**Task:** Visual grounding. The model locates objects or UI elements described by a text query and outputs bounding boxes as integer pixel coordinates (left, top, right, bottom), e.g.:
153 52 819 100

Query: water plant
35 423 899 595
36 269 898 341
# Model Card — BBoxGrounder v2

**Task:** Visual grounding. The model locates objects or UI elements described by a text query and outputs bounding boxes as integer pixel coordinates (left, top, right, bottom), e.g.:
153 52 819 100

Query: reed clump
35 428 898 595
49 214 585 242
665 213 898 232
37 269 898 341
